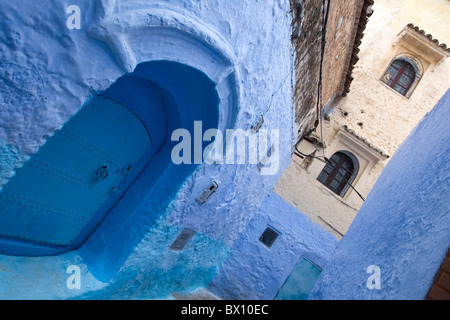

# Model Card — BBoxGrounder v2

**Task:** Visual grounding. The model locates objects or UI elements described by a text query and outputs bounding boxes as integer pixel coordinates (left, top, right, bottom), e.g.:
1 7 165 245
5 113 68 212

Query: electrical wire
294 139 366 202
255 0 366 202
263 72 291 115
294 0 366 202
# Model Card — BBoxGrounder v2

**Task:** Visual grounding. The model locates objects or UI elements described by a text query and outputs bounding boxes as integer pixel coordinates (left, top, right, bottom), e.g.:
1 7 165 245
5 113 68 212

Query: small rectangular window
169 228 196 251
259 227 280 248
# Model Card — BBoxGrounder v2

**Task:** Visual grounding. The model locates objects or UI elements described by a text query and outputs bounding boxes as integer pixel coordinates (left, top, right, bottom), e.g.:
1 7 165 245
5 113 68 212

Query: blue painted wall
309 89 450 300
209 192 338 300
0 0 299 299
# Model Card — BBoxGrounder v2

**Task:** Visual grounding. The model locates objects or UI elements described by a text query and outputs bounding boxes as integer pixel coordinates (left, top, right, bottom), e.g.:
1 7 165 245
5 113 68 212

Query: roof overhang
393 24 450 68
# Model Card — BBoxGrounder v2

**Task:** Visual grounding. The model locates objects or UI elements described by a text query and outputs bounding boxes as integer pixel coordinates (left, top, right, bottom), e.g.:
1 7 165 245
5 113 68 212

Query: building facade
309 89 450 300
0 0 366 300
1 0 446 301
276 0 450 239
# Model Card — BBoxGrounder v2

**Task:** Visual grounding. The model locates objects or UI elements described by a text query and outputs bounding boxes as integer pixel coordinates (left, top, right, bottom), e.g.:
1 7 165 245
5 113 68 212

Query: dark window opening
259 227 280 248
381 59 417 97
317 152 357 197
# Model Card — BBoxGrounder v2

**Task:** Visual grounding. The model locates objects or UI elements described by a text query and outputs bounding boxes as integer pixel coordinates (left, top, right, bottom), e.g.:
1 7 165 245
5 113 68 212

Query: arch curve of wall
394 53 424 78
87 2 242 135
0 3 239 282
77 4 243 280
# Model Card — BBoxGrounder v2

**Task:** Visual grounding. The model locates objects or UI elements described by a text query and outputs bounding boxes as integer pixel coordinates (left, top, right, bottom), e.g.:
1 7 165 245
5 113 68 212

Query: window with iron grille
317 152 358 197
381 59 417 97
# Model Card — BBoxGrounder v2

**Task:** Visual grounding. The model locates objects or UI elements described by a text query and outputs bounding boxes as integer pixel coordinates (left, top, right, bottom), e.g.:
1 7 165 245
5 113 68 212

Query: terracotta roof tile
342 125 390 159
406 23 450 52
343 0 374 96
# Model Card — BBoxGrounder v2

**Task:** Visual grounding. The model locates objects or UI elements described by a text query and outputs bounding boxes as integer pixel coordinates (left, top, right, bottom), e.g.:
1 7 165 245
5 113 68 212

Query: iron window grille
381 59 417 97
317 152 358 197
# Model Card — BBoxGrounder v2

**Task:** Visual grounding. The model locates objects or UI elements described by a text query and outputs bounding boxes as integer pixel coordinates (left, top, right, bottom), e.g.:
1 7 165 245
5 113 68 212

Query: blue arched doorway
0 61 220 259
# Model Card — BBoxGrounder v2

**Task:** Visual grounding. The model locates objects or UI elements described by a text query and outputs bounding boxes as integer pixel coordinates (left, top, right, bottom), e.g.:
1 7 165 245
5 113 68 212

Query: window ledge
318 183 361 211
378 79 411 100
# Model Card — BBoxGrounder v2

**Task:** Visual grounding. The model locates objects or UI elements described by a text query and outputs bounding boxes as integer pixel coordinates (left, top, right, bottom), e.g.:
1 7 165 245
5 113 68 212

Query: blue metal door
0 94 156 252
275 257 323 300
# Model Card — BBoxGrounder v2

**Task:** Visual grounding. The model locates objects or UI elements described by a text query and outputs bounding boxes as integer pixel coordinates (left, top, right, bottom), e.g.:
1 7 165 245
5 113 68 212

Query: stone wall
292 0 369 135
321 0 367 105
291 0 324 133
277 0 450 239
309 89 450 300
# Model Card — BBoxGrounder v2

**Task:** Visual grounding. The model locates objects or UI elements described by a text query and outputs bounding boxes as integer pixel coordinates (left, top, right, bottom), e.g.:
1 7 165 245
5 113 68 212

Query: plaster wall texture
209 191 338 300
309 89 450 300
275 0 450 238
0 0 301 299
274 155 360 239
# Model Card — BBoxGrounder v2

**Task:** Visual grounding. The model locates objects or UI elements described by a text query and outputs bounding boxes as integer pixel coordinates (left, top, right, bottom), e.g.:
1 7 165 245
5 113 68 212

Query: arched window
317 151 359 197
381 58 418 97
